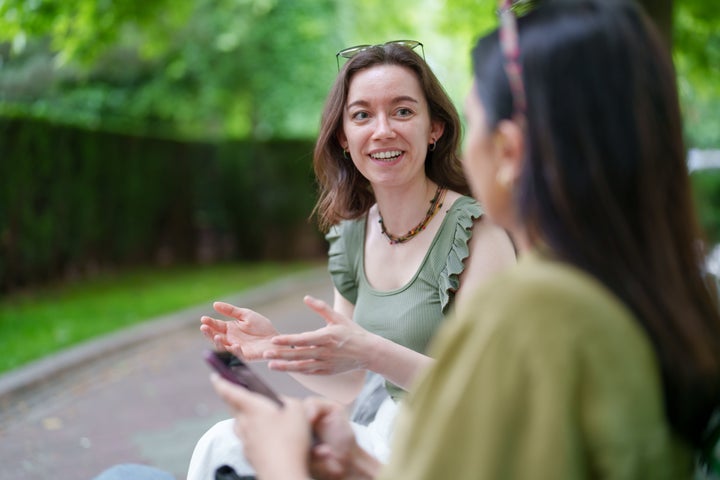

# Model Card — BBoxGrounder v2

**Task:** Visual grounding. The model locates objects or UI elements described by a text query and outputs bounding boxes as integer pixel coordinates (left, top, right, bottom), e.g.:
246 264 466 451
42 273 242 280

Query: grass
0 261 320 375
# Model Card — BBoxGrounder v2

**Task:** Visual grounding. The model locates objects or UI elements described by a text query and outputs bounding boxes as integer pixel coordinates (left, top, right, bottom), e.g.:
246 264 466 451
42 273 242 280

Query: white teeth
371 150 402 160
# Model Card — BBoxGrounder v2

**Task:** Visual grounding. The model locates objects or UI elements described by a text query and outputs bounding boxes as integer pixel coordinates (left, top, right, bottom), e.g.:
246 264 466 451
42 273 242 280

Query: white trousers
186 397 399 480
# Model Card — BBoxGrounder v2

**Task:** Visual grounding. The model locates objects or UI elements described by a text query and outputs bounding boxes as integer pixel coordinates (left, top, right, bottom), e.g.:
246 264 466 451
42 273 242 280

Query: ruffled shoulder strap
325 219 364 304
438 196 484 313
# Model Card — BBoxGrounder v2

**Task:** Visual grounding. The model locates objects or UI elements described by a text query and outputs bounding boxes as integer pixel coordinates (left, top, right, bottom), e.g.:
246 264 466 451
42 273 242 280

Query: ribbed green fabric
326 196 482 399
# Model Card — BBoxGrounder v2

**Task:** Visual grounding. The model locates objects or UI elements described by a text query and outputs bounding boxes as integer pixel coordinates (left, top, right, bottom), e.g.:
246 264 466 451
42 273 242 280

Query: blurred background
0 0 718 372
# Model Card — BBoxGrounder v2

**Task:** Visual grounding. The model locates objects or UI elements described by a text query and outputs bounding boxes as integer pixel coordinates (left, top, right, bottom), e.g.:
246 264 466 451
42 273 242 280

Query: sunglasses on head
335 40 425 71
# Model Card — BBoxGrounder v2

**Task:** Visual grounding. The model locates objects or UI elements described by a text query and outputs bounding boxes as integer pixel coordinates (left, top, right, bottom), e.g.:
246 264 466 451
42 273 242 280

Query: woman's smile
369 149 405 164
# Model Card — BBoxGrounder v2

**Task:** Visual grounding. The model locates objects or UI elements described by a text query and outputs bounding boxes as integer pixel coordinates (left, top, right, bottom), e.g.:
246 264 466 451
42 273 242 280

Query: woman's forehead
346 65 424 103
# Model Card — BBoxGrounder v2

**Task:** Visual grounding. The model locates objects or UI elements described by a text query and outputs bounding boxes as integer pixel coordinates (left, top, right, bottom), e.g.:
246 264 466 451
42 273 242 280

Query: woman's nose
372 115 396 139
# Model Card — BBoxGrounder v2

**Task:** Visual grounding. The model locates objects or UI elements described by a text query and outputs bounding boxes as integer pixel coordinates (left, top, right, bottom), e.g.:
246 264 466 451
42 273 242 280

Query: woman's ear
430 120 445 145
493 119 524 183
337 131 348 150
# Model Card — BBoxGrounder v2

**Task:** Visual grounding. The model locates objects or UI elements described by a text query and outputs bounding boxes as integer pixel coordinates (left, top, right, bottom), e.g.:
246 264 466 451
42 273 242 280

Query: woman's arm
267 293 432 392
198 295 366 404
454 217 517 308
273 289 367 404
270 220 516 393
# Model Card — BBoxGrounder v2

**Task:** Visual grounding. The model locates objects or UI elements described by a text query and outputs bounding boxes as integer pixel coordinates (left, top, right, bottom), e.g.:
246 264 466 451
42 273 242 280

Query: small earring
496 168 514 188
343 149 350 159
429 139 437 152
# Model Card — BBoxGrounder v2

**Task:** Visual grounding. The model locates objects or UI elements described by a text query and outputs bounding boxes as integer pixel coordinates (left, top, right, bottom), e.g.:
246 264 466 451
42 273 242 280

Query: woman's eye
396 108 414 117
351 111 369 121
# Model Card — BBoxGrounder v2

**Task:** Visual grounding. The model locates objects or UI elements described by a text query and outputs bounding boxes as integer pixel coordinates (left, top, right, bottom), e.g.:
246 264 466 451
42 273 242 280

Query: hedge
0 118 323 292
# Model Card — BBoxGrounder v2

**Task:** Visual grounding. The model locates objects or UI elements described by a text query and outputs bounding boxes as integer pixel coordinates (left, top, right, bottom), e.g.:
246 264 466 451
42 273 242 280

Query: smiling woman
185 40 516 479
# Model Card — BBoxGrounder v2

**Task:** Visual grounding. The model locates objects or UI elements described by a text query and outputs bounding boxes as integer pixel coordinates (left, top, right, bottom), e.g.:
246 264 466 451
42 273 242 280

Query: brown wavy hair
312 43 468 232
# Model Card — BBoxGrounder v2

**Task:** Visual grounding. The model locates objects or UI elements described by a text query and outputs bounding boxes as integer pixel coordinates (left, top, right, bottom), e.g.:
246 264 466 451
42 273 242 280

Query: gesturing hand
263 295 376 375
200 302 279 361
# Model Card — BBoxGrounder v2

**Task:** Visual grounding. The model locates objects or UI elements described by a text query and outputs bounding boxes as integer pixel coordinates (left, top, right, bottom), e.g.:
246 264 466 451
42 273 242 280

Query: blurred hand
210 374 311 479
304 397 365 480
264 295 375 375
200 302 279 361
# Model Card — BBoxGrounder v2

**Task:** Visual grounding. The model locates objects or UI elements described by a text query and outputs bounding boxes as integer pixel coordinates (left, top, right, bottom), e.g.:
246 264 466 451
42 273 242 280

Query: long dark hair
312 43 467 232
472 0 720 445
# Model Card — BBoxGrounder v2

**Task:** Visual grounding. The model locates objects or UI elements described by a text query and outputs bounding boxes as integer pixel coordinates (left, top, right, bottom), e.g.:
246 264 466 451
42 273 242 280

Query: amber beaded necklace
378 186 447 245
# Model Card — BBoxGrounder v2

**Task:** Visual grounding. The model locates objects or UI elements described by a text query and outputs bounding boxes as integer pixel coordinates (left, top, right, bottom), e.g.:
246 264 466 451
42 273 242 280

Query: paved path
0 268 333 480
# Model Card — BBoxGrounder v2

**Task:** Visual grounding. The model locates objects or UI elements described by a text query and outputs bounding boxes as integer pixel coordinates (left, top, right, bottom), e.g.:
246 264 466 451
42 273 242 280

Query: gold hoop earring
343 149 350 159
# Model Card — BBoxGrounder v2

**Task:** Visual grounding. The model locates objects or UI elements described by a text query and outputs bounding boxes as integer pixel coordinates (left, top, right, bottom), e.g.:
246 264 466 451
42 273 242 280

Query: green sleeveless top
325 195 482 399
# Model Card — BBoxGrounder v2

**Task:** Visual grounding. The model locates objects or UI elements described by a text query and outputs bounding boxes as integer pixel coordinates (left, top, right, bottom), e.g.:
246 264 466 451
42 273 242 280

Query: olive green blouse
326 196 482 400
378 251 693 479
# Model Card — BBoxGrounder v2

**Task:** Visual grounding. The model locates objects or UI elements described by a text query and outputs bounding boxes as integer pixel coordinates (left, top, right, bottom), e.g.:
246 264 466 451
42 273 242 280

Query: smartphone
204 349 283 407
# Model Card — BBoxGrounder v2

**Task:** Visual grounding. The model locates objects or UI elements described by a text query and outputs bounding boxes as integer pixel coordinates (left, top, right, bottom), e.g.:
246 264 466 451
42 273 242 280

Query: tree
0 0 187 63
0 0 717 145
0 0 344 139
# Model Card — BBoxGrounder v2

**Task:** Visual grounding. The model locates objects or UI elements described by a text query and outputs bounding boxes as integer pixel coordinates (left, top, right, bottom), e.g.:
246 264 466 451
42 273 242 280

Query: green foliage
674 0 720 82
0 0 343 140
0 0 717 144
691 170 720 246
674 1 720 149
0 0 189 63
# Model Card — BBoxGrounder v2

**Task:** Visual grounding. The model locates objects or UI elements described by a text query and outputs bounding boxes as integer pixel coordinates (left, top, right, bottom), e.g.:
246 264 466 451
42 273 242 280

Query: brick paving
0 269 332 480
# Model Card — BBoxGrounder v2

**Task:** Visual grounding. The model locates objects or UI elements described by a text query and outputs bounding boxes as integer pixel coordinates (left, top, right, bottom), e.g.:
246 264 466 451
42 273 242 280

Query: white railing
708 244 720 279
688 149 720 173
688 149 720 278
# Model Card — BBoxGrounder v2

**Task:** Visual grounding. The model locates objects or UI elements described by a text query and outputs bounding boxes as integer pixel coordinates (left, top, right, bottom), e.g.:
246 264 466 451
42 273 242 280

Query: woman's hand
264 295 377 375
210 374 311 480
200 302 279 361
305 398 380 480
211 375 380 480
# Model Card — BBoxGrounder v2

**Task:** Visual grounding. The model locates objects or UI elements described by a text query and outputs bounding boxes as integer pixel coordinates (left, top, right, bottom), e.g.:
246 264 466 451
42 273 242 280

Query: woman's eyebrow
346 95 420 110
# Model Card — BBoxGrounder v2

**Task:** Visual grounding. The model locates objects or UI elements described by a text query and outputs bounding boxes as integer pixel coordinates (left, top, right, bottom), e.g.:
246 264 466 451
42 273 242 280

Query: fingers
213 335 230 351
264 344 330 373
303 295 342 325
199 324 215 343
303 396 343 421
309 447 343 479
210 373 277 413
272 330 327 348
264 344 311 360
200 316 227 334
226 343 246 359
200 318 230 350
267 359 329 374
213 301 251 320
